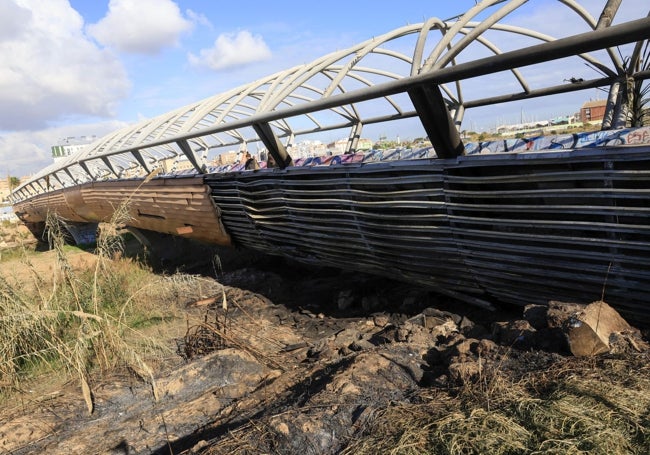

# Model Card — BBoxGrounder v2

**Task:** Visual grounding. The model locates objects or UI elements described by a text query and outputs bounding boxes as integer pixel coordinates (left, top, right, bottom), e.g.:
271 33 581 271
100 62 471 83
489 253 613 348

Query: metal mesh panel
207 147 650 322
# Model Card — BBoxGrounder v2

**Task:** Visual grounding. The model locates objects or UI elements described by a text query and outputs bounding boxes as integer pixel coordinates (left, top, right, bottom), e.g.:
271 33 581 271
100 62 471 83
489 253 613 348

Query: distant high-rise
51 136 95 162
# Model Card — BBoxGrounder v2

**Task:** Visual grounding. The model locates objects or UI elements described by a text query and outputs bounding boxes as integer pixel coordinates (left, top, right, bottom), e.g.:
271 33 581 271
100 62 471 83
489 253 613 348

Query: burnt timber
10 1 650 324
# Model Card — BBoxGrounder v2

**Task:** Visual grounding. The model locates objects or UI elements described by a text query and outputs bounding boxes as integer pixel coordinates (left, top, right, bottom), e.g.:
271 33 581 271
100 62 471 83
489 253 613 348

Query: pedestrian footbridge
9 1 650 323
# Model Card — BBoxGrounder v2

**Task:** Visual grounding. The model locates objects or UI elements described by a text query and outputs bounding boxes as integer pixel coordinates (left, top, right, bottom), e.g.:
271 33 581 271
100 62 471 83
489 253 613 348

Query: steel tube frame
94 17 650 158
9 17 650 203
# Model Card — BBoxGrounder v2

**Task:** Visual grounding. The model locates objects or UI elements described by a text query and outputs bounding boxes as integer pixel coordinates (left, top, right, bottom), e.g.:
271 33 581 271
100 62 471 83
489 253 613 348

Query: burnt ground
1 242 649 454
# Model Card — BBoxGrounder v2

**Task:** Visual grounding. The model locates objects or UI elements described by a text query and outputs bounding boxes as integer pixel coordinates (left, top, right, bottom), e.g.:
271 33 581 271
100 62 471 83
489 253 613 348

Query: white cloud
0 133 51 179
186 9 212 29
88 0 192 54
0 120 126 178
188 30 272 71
0 0 130 131
0 1 31 41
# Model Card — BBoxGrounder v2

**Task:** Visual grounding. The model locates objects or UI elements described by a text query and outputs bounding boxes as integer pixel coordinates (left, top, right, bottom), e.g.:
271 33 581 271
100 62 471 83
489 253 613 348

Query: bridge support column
78 162 94 180
253 122 293 169
64 168 80 185
177 139 207 174
52 173 65 188
609 77 635 129
132 150 151 174
286 132 295 150
408 84 464 159
602 80 622 130
345 121 363 154
453 104 465 133
101 157 120 178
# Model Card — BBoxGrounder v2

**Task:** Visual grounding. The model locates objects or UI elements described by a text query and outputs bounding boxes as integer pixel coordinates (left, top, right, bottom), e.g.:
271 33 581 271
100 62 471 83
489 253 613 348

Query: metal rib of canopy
10 0 650 202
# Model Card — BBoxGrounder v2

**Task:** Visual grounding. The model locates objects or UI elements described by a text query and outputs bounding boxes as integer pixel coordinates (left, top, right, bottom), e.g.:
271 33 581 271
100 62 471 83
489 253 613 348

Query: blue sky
1 0 648 178
65 0 478 124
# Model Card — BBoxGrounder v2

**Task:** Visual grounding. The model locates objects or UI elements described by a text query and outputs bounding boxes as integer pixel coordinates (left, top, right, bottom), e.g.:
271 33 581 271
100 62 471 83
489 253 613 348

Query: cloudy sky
0 0 647 178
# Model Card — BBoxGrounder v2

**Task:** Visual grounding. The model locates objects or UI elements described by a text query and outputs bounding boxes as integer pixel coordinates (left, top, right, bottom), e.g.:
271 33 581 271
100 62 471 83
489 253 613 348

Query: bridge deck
14 176 231 246
9 4 650 324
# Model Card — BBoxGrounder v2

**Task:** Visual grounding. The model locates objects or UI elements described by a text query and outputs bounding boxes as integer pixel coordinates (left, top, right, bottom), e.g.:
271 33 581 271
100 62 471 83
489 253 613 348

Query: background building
51 136 95 162
580 99 608 124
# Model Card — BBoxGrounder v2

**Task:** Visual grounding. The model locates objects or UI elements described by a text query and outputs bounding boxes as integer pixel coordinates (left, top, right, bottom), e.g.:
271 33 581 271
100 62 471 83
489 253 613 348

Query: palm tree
9 176 20 190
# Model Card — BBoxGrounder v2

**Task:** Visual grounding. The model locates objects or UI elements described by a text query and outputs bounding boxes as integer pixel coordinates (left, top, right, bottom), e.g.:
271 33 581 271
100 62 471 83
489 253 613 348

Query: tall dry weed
0 204 201 412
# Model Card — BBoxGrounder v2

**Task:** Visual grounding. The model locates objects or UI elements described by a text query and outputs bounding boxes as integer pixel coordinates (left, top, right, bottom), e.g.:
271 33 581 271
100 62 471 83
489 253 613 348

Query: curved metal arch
129 111 188 148
437 22 618 77
11 1 650 202
320 32 418 99
211 95 265 127
426 23 466 108
558 0 624 72
456 29 529 94
424 0 527 72
308 70 364 121
255 69 363 125
196 79 280 129
274 92 357 124
87 127 133 157
252 65 307 112
412 17 445 77
256 56 342 112
259 28 426 114
260 3 617 117
176 83 262 131
322 66 406 115
119 2 620 150
424 25 530 106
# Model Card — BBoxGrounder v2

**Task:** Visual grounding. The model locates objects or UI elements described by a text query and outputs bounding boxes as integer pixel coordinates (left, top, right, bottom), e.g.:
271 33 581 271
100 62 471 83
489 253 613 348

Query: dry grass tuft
0 210 207 411
342 353 650 454
202 420 287 455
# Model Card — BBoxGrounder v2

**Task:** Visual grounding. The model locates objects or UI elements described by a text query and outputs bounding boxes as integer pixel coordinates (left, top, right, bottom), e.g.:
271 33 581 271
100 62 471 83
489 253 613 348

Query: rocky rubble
1 261 648 454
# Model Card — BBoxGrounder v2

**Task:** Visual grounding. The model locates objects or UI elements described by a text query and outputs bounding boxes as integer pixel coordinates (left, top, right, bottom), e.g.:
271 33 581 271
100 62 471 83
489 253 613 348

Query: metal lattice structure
9 0 650 203
10 1 650 324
